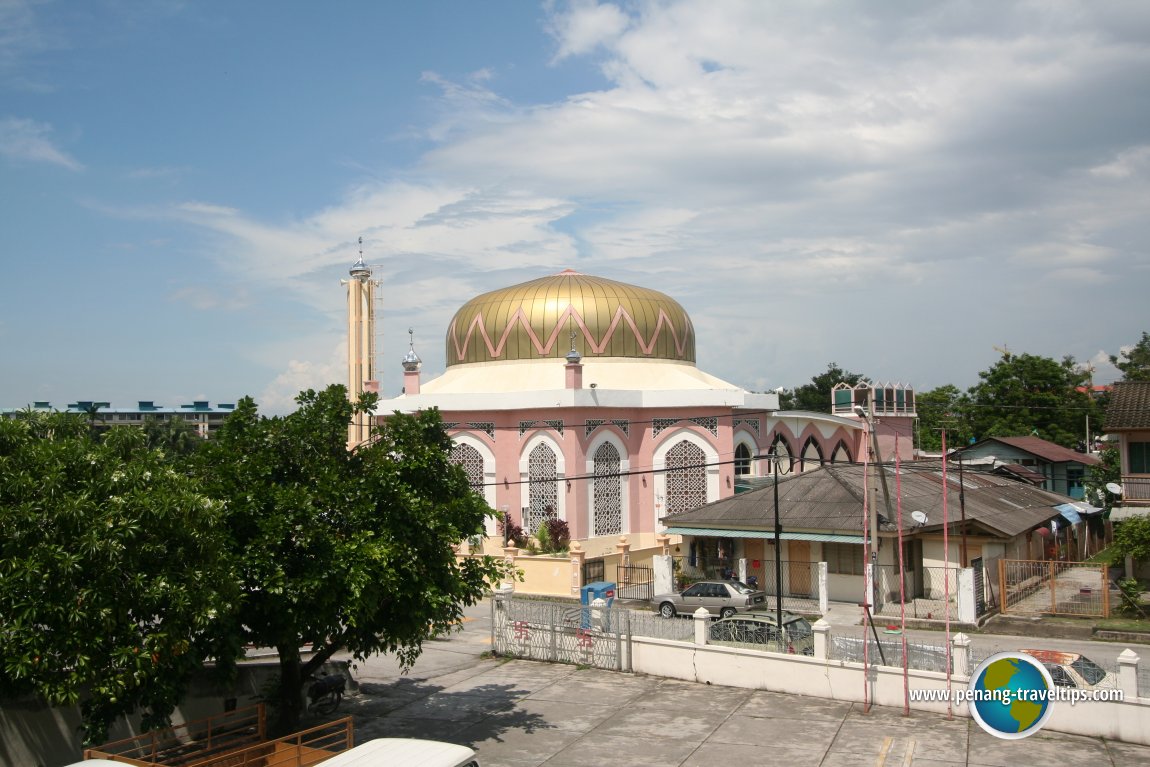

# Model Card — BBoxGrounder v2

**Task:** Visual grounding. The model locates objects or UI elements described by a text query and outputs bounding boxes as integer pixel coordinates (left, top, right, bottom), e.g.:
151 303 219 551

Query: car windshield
1071 656 1107 686
728 581 755 594
785 618 813 636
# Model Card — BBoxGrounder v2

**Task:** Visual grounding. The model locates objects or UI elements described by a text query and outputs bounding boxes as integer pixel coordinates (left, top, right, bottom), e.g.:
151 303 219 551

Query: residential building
954 436 1100 500
1105 381 1150 517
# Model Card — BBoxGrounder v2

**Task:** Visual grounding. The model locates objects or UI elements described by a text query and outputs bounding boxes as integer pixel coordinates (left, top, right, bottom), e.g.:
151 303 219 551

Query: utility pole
771 446 787 648
959 454 969 567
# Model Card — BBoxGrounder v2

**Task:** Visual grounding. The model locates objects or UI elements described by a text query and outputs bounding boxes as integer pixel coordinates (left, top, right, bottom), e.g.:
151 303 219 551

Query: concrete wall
626 617 1150 746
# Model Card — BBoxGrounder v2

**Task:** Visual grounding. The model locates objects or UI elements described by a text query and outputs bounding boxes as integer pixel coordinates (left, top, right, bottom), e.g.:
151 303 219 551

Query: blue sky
2 1 1148 413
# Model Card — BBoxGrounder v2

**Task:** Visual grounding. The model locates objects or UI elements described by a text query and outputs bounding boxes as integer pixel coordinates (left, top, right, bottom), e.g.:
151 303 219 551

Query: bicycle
307 673 345 715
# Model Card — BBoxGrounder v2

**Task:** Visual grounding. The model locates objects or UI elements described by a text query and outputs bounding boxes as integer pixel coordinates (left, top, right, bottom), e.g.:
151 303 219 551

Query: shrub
543 518 570 552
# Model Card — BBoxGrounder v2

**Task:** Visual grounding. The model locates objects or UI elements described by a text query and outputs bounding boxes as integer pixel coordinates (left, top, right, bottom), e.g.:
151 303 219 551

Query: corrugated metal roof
664 527 863 543
959 436 1100 466
661 461 1065 540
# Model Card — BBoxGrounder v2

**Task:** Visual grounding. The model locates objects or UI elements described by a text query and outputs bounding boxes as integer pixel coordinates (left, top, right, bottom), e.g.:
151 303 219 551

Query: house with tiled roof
1105 381 1150 515
953 435 1100 500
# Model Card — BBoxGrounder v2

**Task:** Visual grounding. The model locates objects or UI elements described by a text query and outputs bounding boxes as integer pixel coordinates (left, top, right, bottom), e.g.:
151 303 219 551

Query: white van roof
319 738 477 766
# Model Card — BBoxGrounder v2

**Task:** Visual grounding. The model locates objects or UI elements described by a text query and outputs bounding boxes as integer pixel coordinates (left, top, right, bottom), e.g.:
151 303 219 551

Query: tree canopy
194 385 506 733
1112 331 1150 383
966 352 1098 448
0 412 241 743
779 362 865 413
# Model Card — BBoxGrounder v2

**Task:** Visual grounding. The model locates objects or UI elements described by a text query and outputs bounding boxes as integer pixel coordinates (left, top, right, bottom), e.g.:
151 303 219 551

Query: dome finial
402 327 422 371
349 236 371 280
565 326 582 365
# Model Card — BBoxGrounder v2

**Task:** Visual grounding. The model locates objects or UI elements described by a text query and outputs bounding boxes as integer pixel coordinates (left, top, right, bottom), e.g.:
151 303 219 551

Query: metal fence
873 565 960 620
999 560 1111 617
491 595 627 671
616 563 654 602
745 560 820 613
829 635 952 673
627 607 695 642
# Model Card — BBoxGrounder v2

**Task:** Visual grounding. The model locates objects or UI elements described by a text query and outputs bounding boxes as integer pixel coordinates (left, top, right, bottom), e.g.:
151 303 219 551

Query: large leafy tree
967 352 1099 448
1111 331 1150 382
195 385 505 733
0 412 241 743
780 362 866 413
913 384 973 452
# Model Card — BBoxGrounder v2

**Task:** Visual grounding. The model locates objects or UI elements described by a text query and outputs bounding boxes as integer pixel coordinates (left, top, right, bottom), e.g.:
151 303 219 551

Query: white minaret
344 237 377 447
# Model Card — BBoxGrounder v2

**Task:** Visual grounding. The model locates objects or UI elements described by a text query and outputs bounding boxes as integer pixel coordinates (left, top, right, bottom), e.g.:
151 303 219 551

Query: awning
1055 501 1104 524
1055 503 1082 524
663 526 864 544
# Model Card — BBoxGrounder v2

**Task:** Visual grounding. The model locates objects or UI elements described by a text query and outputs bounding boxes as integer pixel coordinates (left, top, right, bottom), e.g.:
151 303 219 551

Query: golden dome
446 270 696 367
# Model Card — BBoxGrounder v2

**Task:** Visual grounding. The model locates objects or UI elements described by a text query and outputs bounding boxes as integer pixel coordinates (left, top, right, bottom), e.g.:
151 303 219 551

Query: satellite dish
1106 482 1123 496
911 511 928 526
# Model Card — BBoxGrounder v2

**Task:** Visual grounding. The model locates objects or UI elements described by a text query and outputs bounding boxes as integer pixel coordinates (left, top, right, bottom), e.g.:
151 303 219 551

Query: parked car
316 738 480 767
652 580 767 619
709 610 815 656
1020 649 1118 690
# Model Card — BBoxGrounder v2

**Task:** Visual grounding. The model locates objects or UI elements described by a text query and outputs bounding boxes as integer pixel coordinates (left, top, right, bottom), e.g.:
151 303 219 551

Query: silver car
653 580 768 619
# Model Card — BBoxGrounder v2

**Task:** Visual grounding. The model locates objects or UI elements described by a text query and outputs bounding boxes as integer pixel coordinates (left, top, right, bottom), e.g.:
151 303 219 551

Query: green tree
780 362 866 413
1084 445 1121 506
913 384 973 451
1111 331 1150 382
0 412 241 743
141 415 203 458
1113 515 1150 564
966 352 1099 448
195 385 506 734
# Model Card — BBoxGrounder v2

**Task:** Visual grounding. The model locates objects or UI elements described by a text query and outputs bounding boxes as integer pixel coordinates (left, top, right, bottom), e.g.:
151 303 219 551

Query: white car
1020 649 1118 690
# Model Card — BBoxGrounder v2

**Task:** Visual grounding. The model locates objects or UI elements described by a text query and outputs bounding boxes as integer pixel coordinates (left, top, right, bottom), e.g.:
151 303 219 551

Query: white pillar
812 618 830 660
1118 648 1140 699
952 632 972 678
957 568 976 624
693 608 711 645
738 557 748 584
817 562 829 615
653 555 674 596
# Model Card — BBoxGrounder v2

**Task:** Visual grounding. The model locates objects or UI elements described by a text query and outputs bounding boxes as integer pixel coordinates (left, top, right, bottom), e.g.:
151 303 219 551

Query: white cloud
172 1 1150 396
0 117 81 170
548 0 630 61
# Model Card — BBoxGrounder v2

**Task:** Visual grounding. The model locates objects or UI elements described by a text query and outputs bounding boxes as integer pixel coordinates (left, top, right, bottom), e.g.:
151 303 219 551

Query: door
788 541 811 596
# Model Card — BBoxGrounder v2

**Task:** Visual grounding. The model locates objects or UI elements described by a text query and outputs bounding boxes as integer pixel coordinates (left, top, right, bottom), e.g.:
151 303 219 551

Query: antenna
911 511 928 526
1106 482 1123 496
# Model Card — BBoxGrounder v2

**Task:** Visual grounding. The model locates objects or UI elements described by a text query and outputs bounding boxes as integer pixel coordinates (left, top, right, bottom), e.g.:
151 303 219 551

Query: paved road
332 599 1150 766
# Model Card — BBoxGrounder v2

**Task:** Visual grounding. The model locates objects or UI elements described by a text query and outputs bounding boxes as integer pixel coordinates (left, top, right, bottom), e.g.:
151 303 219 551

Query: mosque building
349 263 914 557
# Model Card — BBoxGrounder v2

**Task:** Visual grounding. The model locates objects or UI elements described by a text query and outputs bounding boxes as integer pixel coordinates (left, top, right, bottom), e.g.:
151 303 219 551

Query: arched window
768 435 792 475
831 441 852 464
593 442 622 536
801 437 823 472
665 440 707 515
734 443 752 476
527 442 558 534
450 443 485 491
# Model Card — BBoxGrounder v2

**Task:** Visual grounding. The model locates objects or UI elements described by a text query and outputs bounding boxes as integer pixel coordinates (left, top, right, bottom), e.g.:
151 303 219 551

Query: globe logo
968 652 1055 739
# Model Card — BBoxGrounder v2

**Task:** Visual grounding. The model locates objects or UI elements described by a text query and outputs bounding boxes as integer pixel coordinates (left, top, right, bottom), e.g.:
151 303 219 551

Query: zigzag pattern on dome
448 302 694 364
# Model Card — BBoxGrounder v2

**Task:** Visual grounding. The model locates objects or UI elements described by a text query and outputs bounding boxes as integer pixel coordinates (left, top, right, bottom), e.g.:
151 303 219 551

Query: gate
999 559 1111 617
491 595 627 671
616 563 653 601
746 560 819 613
582 558 605 584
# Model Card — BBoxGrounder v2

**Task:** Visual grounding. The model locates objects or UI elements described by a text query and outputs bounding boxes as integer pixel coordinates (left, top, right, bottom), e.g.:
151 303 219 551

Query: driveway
337 599 1150 766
